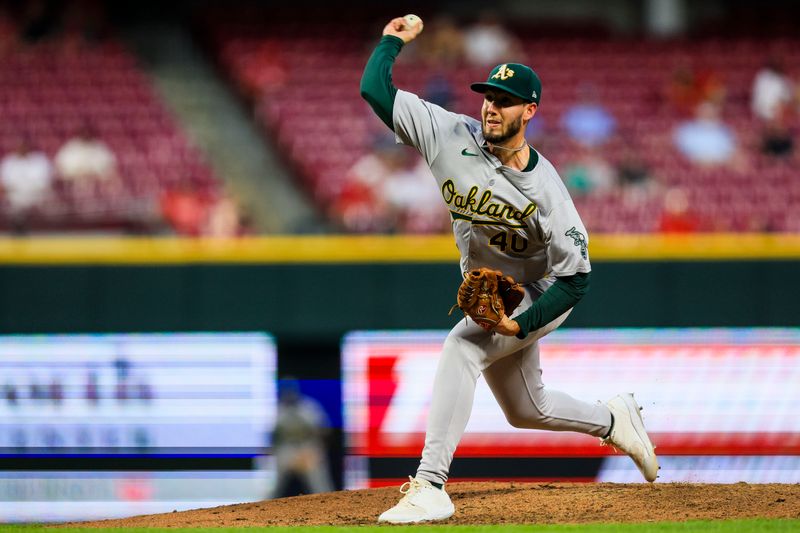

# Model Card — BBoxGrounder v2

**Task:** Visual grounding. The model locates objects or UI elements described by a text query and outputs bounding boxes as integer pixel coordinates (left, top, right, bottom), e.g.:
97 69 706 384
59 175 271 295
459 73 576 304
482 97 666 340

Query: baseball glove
449 267 525 328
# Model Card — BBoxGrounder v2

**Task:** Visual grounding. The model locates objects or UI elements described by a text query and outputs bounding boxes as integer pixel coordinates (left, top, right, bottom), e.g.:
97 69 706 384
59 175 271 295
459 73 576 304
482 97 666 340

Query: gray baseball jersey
392 89 591 284
373 88 616 497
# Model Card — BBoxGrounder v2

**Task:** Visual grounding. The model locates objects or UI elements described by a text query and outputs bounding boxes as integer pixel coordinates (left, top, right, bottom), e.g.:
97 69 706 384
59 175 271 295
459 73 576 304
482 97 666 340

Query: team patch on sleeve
565 226 588 259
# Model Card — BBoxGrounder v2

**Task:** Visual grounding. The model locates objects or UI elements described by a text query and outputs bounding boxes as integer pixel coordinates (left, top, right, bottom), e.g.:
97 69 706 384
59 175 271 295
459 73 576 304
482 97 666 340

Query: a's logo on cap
491 64 515 81
532 90 538 98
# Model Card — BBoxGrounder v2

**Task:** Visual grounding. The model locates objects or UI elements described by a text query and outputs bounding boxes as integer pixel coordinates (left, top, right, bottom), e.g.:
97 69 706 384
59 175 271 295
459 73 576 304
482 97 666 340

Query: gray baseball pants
417 286 612 485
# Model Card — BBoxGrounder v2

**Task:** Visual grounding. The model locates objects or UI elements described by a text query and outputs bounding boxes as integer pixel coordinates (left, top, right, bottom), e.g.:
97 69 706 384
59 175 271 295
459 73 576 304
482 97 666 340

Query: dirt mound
69 482 800 527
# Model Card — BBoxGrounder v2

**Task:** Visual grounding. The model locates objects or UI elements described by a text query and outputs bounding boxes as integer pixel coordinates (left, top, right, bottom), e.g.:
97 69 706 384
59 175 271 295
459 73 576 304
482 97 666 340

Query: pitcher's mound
71 482 800 527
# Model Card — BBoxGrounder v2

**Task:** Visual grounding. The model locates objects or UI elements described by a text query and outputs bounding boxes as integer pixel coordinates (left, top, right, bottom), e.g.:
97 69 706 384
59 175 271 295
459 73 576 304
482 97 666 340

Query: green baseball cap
470 63 542 104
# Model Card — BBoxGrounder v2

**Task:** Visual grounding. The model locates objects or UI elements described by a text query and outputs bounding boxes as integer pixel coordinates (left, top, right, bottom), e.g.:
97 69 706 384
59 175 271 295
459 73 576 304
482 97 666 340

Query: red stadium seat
203 21 800 233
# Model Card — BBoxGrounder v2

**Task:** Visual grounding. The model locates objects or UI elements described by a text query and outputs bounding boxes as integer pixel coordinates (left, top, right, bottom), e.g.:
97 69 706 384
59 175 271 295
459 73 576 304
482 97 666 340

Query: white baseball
403 14 422 31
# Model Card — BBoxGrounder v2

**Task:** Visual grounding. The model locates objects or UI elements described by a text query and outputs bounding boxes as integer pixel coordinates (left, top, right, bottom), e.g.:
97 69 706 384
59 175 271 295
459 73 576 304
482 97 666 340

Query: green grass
1 520 799 532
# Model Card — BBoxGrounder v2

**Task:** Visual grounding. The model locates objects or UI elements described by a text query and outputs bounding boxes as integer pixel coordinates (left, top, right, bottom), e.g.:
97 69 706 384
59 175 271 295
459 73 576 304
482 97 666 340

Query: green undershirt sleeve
360 35 404 130
514 272 591 339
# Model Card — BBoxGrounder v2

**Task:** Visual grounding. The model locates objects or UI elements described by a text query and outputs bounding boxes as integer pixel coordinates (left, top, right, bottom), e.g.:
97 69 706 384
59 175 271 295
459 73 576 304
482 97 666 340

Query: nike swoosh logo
461 148 479 157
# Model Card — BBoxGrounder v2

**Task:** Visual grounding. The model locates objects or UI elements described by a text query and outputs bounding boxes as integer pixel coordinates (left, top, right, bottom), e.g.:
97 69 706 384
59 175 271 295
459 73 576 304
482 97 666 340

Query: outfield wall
0 260 797 338
0 261 797 335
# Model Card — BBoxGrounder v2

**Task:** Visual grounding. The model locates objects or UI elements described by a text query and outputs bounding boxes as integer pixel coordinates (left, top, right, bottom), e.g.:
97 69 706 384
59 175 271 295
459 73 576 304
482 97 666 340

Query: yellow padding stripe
590 233 800 260
0 236 457 264
0 234 797 264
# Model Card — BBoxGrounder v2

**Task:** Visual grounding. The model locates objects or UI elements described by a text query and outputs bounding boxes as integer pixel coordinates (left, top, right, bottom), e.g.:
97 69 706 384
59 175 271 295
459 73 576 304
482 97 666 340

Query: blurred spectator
561 84 616 148
423 73 455 109
382 158 447 233
751 59 794 123
160 186 247 237
673 102 736 165
0 137 53 232
760 118 795 158
666 64 726 116
418 15 464 66
657 188 700 233
616 150 651 189
270 379 334 498
524 114 550 151
562 147 614 197
204 195 246 237
463 13 522 66
334 135 403 232
751 59 796 160
160 184 211 236
55 124 120 199
336 133 446 233
665 66 696 114
615 148 658 205
236 41 288 98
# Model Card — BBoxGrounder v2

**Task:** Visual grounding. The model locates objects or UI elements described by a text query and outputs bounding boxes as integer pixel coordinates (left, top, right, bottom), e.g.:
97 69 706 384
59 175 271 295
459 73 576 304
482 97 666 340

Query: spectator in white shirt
463 13 522 66
0 137 53 231
751 59 794 122
55 124 119 198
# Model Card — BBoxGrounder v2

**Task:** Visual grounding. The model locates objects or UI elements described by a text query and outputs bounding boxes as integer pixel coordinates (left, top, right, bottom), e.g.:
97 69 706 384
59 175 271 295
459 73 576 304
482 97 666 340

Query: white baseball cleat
378 476 455 523
602 393 660 482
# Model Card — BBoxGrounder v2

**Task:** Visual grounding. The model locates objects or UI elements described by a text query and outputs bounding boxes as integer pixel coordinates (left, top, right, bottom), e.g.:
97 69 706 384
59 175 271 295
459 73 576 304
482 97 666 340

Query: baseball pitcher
361 16 659 523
